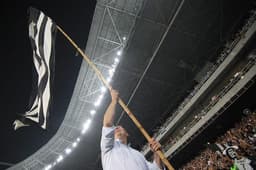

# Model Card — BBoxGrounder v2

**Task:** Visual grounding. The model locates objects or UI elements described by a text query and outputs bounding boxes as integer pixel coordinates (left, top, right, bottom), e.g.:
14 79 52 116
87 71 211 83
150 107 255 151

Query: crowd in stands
144 10 256 149
180 111 256 170
161 54 255 152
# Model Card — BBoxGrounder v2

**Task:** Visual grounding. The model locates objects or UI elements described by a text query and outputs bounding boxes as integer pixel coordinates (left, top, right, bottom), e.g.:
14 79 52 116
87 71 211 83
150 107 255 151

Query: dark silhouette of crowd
180 111 256 170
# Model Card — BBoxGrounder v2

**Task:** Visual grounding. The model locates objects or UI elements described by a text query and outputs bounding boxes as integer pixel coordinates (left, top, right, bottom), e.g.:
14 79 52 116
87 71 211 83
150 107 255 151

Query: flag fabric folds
13 7 57 130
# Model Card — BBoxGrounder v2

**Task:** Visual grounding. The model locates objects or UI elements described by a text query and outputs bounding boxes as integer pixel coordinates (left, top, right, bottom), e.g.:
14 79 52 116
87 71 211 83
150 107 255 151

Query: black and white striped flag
13 7 57 130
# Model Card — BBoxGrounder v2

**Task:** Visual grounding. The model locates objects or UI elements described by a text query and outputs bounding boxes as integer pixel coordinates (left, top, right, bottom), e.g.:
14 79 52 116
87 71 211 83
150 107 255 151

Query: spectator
180 112 256 170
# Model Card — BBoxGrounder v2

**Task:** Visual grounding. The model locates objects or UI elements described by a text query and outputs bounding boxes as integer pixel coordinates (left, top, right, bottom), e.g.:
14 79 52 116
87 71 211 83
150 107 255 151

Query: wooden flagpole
57 25 175 170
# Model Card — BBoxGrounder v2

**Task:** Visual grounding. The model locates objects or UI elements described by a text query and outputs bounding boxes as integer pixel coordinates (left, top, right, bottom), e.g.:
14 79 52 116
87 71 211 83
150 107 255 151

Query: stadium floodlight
107 77 111 83
94 99 101 106
117 50 122 56
101 86 107 93
72 142 78 148
114 57 119 63
109 68 115 76
44 164 52 170
57 155 63 162
65 148 72 154
82 119 92 134
95 95 104 105
90 110 96 115
99 94 104 100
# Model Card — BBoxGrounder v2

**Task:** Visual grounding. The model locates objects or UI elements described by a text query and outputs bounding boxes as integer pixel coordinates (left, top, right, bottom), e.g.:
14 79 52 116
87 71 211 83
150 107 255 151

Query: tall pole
57 25 175 170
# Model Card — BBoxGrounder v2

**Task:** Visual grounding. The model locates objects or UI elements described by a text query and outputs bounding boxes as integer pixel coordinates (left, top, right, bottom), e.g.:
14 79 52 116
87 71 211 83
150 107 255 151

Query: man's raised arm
103 89 119 127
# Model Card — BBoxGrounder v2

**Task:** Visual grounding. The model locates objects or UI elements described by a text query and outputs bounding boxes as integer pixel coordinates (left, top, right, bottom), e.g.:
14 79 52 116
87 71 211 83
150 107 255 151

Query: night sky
0 0 96 169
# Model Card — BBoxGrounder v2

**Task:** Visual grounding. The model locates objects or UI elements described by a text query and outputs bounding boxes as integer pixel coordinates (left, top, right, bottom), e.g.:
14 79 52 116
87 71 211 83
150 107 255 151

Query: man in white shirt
101 89 165 170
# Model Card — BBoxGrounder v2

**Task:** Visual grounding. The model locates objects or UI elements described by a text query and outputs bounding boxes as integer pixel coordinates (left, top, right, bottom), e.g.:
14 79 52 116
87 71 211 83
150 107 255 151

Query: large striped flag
13 7 57 130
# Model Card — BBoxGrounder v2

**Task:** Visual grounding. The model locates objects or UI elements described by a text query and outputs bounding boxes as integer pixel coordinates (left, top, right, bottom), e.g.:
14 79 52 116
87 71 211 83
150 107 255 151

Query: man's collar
115 139 129 146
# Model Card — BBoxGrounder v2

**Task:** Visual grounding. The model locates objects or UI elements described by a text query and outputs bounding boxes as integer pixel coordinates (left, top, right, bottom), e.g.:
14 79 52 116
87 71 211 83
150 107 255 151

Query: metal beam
106 7 122 43
98 36 122 45
93 45 120 62
117 0 185 124
0 161 14 167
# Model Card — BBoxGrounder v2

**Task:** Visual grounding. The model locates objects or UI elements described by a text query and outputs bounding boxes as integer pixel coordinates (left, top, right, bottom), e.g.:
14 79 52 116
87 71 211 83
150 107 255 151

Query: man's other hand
149 138 161 152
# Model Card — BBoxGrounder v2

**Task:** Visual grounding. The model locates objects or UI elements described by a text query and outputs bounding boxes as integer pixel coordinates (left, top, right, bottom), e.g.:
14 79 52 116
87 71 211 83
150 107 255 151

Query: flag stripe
35 12 45 63
37 17 53 128
25 96 38 116
41 18 54 128
36 14 49 126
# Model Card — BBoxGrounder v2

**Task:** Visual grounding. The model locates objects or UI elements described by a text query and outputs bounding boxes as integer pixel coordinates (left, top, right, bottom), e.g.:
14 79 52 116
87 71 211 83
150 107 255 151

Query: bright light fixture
122 36 126 41
72 142 77 148
82 119 92 134
65 148 72 154
101 86 107 93
57 155 63 162
95 95 103 106
84 119 92 129
114 57 119 63
107 77 111 83
44 164 52 170
77 138 80 142
117 50 122 56
99 94 104 99
90 110 96 115
109 68 115 76
94 94 104 106
94 99 101 106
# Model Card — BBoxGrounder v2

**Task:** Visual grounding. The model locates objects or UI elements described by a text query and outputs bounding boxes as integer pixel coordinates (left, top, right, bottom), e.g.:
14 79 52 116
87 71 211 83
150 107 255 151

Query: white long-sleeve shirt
101 126 162 170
